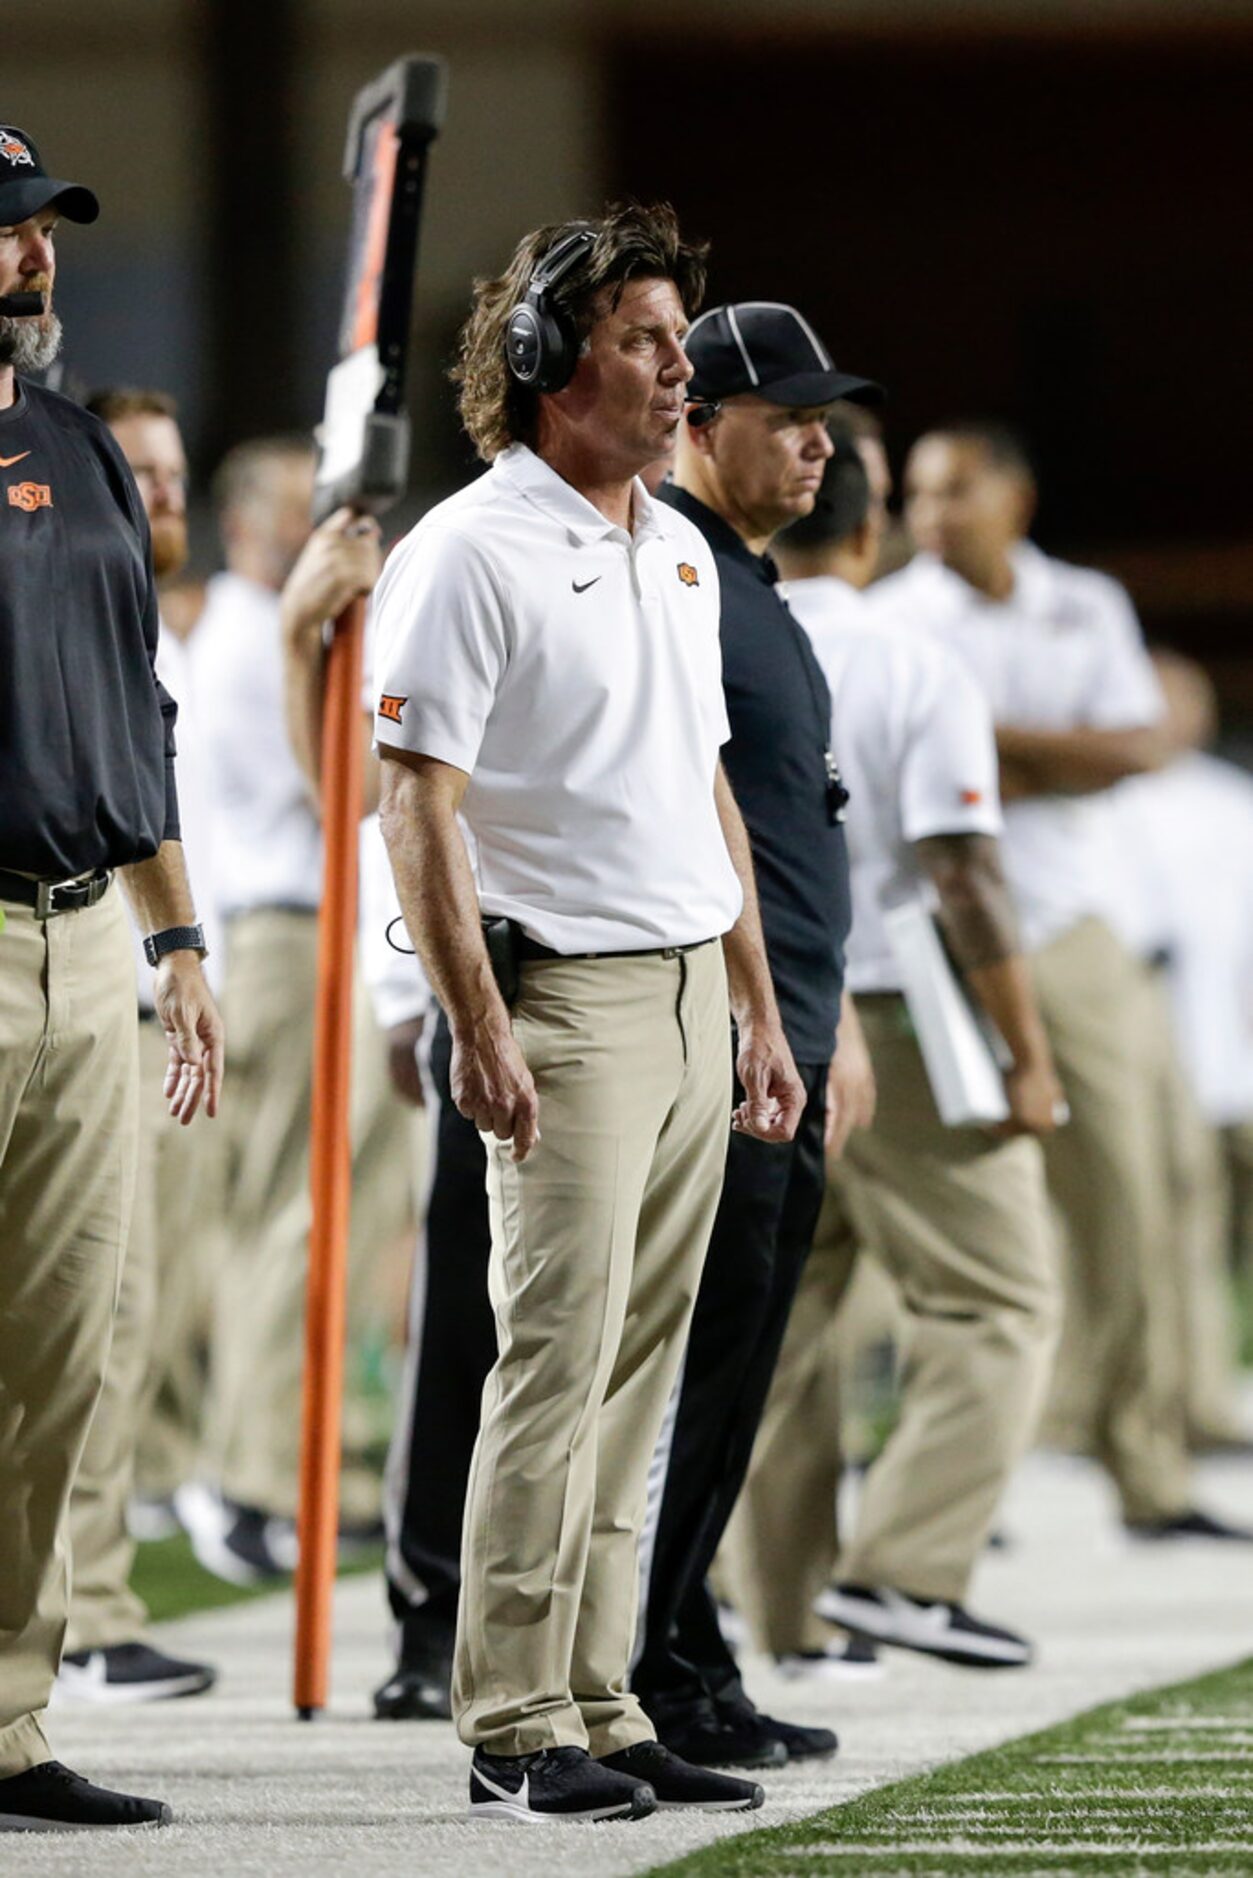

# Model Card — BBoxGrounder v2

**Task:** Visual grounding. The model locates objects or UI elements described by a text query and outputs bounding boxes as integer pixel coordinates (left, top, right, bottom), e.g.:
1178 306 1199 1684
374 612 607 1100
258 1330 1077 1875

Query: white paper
316 344 385 488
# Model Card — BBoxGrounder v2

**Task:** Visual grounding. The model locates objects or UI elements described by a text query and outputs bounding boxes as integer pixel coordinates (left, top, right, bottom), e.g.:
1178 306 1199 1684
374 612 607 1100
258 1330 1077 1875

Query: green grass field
644 1657 1253 1878
130 1533 383 1625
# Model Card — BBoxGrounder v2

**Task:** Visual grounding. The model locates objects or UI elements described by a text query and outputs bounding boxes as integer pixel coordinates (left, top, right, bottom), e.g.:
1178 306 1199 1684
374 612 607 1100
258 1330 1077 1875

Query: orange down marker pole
293 594 366 1719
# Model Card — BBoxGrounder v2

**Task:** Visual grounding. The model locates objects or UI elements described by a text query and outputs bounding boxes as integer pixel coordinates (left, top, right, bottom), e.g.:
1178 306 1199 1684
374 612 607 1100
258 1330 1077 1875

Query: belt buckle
34 871 108 919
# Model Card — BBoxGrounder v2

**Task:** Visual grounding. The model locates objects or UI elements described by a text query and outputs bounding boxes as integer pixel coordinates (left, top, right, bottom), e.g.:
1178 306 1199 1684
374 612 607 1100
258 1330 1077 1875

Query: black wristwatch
143 923 208 967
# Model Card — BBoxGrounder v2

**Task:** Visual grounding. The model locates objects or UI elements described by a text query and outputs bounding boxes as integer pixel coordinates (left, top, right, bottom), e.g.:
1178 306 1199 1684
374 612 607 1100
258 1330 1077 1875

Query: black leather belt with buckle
515 933 714 964
0 868 112 918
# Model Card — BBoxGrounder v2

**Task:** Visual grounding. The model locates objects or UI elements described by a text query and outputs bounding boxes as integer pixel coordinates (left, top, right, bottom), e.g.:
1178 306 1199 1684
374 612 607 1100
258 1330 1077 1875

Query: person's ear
1015 473 1038 536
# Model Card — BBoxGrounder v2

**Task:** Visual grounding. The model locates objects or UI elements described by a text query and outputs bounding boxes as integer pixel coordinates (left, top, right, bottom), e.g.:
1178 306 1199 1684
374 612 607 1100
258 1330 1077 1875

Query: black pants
383 1010 496 1671
634 1060 830 1713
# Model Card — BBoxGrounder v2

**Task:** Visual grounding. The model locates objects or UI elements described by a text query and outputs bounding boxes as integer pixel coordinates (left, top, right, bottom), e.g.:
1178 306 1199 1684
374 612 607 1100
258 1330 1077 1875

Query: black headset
505 226 597 394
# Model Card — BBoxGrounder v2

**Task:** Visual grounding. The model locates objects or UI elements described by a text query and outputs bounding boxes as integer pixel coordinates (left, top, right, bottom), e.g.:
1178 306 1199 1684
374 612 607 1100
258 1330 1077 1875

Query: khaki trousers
66 1017 222 1651
208 909 415 1521
1032 920 1192 1521
453 944 731 1757
728 1002 1056 1645
0 887 137 1775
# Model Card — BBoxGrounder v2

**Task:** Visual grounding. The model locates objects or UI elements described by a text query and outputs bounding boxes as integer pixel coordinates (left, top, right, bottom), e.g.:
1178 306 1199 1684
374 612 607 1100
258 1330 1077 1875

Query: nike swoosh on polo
0 451 30 468
572 577 601 594
473 1765 529 1809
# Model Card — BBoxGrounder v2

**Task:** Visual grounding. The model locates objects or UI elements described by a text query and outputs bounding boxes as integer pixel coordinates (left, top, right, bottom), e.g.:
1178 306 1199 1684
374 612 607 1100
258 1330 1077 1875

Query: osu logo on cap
0 135 34 168
7 482 52 512
960 788 984 806
677 561 699 587
378 693 406 724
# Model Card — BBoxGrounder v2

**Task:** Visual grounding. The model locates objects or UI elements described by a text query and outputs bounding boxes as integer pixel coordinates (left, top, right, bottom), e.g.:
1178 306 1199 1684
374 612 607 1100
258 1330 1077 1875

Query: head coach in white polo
372 203 801 1823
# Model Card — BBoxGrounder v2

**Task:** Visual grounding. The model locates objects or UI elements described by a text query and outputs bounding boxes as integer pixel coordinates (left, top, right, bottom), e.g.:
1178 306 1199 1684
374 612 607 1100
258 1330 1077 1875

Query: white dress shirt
868 542 1163 951
787 575 1003 994
372 444 742 954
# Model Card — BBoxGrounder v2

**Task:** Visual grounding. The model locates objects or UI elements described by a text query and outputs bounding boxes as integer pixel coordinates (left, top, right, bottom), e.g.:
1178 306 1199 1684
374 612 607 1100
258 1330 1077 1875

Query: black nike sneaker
600 1740 764 1810
469 1744 656 1822
650 1693 787 1769
715 1692 839 1762
817 1582 1033 1669
0 1762 171 1831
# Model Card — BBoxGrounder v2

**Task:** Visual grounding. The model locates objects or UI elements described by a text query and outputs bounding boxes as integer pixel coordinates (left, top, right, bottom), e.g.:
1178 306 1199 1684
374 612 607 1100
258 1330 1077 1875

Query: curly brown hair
452 201 708 463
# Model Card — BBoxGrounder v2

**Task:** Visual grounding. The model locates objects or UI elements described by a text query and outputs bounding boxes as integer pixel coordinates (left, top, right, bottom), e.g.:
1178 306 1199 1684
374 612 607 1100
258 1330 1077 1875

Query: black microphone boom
0 291 46 317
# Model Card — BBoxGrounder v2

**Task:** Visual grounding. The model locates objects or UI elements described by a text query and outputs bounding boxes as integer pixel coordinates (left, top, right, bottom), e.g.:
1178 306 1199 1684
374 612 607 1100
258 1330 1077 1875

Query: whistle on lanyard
825 750 849 825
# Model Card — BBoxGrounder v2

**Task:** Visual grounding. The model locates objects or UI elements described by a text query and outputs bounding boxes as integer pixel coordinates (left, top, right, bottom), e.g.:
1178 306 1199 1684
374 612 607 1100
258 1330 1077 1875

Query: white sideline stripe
896 1788 1246 1803
904 1787 1247 1801
1039 1750 1253 1763
1122 1715 1253 1731
789 1844 1253 1859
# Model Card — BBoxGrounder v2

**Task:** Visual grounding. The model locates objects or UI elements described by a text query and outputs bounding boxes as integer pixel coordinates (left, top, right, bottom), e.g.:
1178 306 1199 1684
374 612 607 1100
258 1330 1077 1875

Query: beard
150 514 188 582
0 308 63 372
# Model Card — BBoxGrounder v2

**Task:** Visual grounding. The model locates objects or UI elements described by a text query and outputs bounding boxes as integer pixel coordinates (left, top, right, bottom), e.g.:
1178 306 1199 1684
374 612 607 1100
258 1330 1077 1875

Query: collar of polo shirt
496 443 665 549
915 538 1054 618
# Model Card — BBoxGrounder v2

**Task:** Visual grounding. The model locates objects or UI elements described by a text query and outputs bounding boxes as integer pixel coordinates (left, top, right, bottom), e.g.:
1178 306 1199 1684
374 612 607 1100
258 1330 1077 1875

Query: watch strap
143 924 207 966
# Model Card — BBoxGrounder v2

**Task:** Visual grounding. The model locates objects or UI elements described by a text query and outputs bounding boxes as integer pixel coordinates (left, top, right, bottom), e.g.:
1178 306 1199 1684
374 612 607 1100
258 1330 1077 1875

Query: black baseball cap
0 126 99 227
685 302 882 408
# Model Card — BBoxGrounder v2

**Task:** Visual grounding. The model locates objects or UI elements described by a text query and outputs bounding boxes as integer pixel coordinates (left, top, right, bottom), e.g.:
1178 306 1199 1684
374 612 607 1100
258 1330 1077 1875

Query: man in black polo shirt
0 127 222 1831
635 304 881 1768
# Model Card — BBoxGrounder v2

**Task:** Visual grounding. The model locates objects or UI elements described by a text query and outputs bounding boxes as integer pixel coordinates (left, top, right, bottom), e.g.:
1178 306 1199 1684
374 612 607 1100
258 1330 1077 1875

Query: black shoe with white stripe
56 1641 215 1705
0 1762 171 1831
469 1745 656 1822
817 1582 1033 1669
600 1740 763 1811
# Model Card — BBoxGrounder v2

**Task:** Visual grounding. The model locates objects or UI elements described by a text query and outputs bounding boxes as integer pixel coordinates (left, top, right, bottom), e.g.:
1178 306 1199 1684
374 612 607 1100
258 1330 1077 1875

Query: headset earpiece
505 227 596 394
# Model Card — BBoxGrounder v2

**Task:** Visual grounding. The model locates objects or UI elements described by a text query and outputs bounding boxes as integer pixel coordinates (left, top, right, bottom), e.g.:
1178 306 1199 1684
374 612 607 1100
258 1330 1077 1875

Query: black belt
0 867 112 917
516 934 715 964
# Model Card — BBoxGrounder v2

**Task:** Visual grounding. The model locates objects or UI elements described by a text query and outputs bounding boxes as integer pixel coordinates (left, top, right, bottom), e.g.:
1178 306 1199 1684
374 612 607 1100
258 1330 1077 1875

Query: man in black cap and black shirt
634 302 881 1768
0 126 222 1831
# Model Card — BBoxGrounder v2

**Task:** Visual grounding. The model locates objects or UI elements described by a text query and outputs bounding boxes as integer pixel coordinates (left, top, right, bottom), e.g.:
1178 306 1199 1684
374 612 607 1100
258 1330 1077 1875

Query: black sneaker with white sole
775 1634 884 1681
373 1655 452 1721
817 1582 1033 1668
715 1693 838 1762
600 1740 763 1810
650 1693 787 1769
0 1762 171 1831
1126 1507 1253 1543
469 1744 656 1822
175 1483 296 1587
56 1641 216 1705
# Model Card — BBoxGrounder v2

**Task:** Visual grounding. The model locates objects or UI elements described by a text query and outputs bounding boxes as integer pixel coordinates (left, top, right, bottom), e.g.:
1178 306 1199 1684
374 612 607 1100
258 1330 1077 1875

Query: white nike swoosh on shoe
472 1766 529 1809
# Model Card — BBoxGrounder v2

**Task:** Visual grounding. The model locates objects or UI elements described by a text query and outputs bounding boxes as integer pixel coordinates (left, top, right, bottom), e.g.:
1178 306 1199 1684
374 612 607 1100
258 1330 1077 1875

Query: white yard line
8 1445 1252 1876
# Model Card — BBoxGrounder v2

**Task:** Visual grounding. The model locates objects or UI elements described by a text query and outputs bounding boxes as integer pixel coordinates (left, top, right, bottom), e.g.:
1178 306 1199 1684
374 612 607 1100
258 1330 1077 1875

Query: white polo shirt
867 543 1163 952
787 576 1002 995
1096 754 1253 1124
191 570 323 919
372 443 742 954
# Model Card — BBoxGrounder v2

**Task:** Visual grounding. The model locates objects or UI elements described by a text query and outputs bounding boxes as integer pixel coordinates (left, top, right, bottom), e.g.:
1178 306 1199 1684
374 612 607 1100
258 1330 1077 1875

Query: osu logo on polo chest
7 481 52 512
677 561 699 587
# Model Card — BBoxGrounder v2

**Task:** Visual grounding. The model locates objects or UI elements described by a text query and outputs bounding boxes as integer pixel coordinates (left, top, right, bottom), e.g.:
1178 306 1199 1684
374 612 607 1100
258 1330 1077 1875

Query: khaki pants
0 887 138 1775
453 944 731 1757
728 1002 1056 1645
1032 920 1191 1521
207 909 415 1521
66 1017 222 1652
1144 981 1244 1448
